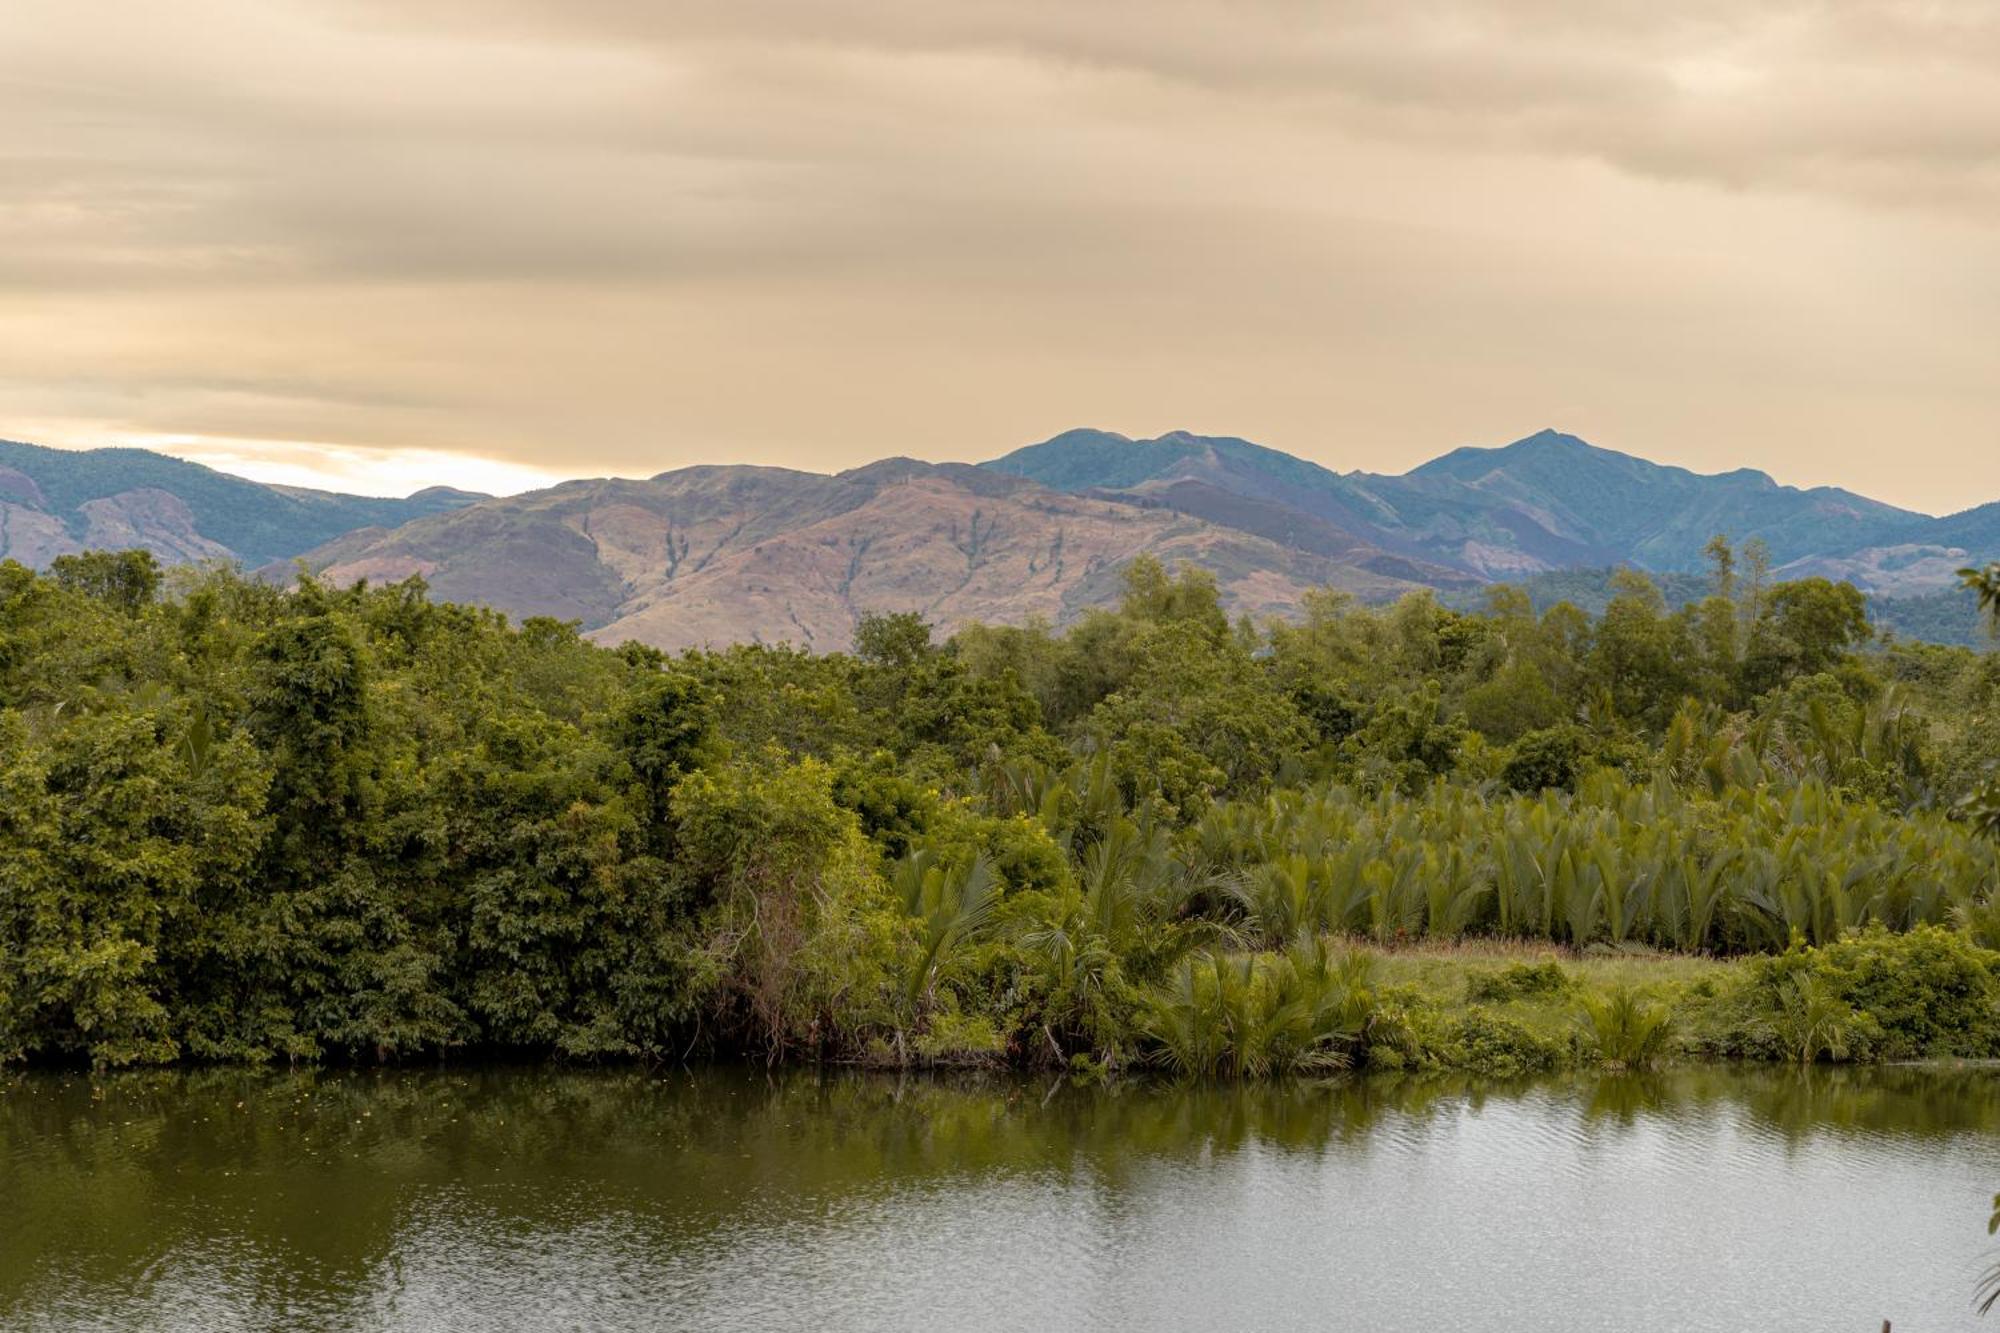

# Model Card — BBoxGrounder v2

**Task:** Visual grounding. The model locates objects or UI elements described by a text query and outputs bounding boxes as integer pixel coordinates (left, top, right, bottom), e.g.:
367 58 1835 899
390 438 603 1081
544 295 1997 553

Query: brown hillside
298 462 1433 651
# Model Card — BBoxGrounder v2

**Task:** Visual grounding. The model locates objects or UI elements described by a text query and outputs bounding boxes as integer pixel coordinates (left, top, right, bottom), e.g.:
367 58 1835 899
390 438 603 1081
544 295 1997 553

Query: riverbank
1297 926 2000 1077
12 924 1993 1080
1359 940 1735 1077
889 924 2000 1079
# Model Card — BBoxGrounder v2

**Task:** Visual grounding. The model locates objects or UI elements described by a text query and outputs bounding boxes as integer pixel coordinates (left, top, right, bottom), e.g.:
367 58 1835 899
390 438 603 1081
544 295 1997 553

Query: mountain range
0 439 482 569
1 428 1994 651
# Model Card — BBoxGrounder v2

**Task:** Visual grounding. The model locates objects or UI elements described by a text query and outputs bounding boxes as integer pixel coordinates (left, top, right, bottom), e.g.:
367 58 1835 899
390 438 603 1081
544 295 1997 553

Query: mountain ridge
2 428 1993 653
986 427 1940 579
296 458 1442 652
0 438 484 570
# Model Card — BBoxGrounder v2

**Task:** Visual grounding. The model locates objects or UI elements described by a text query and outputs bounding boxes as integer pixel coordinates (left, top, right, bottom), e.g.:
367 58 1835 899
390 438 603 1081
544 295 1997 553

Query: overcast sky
3 0 1996 509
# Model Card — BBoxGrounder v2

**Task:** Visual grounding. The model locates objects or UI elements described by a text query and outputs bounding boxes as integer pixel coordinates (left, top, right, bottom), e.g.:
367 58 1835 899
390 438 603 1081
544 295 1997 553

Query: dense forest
2 546 1998 1074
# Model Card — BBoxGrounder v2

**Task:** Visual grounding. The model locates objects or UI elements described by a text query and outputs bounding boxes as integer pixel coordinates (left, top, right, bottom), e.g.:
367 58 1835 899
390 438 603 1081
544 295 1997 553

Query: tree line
1 544 1996 1069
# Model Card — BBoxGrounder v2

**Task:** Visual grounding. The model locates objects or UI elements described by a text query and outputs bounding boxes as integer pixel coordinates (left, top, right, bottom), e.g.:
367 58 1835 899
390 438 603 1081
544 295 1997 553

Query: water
3 1066 1997 1332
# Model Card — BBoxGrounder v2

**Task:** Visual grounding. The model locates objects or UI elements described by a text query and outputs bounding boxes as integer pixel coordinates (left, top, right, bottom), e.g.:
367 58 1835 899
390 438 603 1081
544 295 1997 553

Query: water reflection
2 1065 1996 1331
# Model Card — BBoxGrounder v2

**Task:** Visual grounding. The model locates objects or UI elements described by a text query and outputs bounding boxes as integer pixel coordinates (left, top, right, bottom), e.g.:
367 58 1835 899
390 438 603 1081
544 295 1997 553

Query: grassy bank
1118 925 2000 1080
1365 939 1730 1077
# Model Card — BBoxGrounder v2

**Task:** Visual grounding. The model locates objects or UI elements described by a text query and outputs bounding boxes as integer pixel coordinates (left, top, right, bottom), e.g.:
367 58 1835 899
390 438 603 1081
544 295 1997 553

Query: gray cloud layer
2 0 1996 505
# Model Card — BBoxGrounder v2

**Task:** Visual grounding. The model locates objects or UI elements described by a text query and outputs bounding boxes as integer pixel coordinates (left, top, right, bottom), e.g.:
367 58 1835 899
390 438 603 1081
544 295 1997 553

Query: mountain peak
1038 427 1133 448
1717 466 1778 488
1496 428 1607 458
1408 429 1621 480
984 428 1211 492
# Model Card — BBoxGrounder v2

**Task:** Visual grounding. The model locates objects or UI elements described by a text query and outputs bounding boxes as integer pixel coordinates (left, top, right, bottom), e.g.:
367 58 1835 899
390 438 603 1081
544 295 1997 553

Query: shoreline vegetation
2 547 1998 1077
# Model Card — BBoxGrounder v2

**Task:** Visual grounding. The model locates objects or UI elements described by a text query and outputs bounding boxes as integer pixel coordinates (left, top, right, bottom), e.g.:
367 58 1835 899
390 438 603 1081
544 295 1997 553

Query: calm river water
3 1065 1997 1332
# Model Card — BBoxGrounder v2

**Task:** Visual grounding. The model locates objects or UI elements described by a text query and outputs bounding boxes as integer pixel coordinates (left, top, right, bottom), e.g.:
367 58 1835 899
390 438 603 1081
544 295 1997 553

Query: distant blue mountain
0 438 484 569
985 427 1996 589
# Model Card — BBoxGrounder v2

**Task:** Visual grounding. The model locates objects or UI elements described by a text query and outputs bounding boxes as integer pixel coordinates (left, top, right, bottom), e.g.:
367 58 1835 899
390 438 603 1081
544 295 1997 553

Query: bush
1576 986 1675 1069
1138 944 1377 1079
1452 1010 1566 1077
1746 925 2000 1061
1405 1005 1566 1078
1768 974 1870 1064
911 1009 1005 1065
1466 960 1572 1003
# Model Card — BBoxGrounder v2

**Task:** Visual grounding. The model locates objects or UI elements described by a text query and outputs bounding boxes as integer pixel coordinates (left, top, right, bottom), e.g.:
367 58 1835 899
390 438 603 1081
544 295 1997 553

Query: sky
3 1 1996 511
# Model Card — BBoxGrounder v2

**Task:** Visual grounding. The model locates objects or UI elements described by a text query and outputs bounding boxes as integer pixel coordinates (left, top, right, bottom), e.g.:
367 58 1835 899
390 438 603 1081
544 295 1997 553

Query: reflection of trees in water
2 1065 1998 1316
1699 1065 2000 1143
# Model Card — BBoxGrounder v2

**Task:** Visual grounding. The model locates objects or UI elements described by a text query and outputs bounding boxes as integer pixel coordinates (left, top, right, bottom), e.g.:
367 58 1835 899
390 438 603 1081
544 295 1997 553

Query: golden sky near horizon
3 1 1997 510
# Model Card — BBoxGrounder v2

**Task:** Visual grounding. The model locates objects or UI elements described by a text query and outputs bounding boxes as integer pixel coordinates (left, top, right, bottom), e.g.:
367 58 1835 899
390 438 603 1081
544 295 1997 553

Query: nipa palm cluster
1196 773 1999 954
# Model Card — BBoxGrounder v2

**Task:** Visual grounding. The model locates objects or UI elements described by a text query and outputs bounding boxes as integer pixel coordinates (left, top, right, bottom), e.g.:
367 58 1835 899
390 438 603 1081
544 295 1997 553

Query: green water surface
3 1066 1996 1331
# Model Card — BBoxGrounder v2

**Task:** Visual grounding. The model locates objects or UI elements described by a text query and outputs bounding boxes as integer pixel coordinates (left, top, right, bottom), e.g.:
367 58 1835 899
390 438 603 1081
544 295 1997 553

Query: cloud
0 0 1996 511
342 0 2000 212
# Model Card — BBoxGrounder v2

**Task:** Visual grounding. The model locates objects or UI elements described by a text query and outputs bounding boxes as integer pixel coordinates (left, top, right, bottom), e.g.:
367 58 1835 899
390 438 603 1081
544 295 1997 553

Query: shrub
1746 925 2000 1061
1138 943 1377 1079
1466 960 1572 1003
912 1009 1005 1065
1576 986 1675 1069
1766 974 1869 1065
1453 1010 1566 1077
1406 1005 1566 1078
